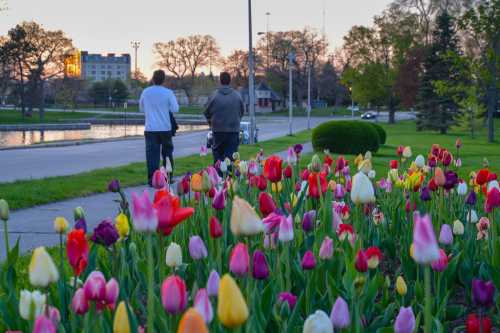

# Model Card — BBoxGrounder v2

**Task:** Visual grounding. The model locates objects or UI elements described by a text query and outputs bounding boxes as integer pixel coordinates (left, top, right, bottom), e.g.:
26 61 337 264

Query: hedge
369 122 387 145
312 121 380 154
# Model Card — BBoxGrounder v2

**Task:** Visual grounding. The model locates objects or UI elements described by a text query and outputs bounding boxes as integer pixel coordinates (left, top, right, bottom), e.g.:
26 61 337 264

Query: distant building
64 50 131 82
240 82 283 113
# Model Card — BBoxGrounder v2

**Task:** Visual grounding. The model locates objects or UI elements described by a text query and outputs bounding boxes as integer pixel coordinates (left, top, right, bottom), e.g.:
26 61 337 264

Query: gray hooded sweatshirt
204 86 244 133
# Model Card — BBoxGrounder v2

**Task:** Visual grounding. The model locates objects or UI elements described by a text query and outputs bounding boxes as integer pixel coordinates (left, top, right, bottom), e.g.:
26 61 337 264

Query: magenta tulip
302 210 316 232
71 288 89 315
412 212 440 264
104 278 119 308
472 279 496 308
152 168 167 189
131 190 158 232
229 243 250 276
161 275 188 314
252 250 269 280
301 250 316 270
33 315 56 333
431 249 449 272
277 291 297 309
262 212 283 234
212 188 226 210
83 271 106 301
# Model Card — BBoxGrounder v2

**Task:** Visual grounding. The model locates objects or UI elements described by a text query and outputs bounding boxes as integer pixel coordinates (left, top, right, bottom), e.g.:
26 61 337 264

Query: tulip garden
1 139 500 333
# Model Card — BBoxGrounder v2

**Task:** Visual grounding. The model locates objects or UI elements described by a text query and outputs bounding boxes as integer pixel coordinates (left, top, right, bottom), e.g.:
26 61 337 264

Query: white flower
453 220 464 235
303 310 333 333
402 146 412 158
487 180 500 192
467 210 478 224
350 172 375 204
368 170 376 179
19 290 46 320
415 155 425 168
165 242 183 268
457 182 468 196
29 247 59 288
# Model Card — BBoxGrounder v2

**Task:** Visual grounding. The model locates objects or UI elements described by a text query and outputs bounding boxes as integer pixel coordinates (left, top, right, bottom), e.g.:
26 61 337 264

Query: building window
101 71 105 75
92 71 96 75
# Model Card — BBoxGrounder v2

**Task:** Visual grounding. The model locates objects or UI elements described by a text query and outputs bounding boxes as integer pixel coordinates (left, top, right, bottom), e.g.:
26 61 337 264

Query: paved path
0 143 312 259
0 117 326 183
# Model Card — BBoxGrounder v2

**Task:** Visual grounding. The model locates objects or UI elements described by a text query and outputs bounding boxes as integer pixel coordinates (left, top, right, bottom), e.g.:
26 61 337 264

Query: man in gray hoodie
204 72 244 163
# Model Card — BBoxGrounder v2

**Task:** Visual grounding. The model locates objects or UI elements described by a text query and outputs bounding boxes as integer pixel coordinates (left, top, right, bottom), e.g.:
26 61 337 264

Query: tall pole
130 41 140 78
288 52 295 136
248 0 256 144
266 12 270 72
307 64 311 130
350 87 354 119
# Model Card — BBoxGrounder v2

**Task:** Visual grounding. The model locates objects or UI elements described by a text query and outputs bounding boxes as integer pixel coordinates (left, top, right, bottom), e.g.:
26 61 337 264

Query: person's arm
169 90 179 113
139 91 145 113
204 93 215 124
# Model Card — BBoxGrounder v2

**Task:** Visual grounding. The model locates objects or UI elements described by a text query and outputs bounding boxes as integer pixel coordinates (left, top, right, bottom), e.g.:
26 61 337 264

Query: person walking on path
139 69 179 186
204 72 245 163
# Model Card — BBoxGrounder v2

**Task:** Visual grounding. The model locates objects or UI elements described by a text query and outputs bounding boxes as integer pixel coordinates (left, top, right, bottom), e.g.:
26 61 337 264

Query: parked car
361 112 377 120
206 121 258 148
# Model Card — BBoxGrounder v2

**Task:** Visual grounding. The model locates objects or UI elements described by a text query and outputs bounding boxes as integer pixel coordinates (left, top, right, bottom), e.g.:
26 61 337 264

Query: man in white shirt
139 70 179 186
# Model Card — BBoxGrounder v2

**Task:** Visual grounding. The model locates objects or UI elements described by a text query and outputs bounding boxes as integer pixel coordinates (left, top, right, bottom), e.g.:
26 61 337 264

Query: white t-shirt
139 85 179 132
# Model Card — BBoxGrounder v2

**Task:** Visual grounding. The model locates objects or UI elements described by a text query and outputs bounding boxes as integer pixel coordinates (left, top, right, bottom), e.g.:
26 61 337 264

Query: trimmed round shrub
312 121 380 154
369 122 387 145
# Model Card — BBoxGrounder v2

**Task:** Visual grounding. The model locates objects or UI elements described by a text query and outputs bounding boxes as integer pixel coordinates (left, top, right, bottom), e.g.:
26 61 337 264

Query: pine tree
417 11 462 134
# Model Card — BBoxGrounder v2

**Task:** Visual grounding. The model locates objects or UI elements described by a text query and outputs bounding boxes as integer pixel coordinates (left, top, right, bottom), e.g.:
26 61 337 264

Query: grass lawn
0 130 312 210
258 106 352 118
0 109 129 124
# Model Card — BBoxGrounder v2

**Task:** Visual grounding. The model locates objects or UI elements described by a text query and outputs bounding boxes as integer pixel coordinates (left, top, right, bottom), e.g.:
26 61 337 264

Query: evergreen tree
417 11 462 134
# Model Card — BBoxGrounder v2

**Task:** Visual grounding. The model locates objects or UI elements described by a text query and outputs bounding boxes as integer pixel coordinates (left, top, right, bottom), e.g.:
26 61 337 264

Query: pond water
0 124 208 147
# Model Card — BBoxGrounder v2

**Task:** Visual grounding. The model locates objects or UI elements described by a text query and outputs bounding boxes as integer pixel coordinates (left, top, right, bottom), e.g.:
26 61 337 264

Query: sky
0 0 392 76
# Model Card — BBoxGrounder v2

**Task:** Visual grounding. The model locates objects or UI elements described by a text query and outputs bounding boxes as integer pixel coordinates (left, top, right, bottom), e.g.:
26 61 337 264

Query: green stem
3 220 9 258
424 265 432 333
147 234 155 333
59 233 67 322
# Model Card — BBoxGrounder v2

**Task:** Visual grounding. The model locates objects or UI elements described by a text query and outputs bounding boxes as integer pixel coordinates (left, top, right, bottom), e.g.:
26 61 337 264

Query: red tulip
355 250 368 272
259 192 276 217
209 216 223 238
365 246 382 269
66 229 89 276
284 165 293 178
308 171 327 199
396 145 404 156
324 155 334 167
257 175 267 191
263 155 283 183
161 275 188 315
229 243 250 276
390 160 398 169
154 190 194 236
485 187 500 213
466 313 492 333
335 156 346 172
476 169 490 186
428 178 438 191
301 169 310 181
488 172 497 182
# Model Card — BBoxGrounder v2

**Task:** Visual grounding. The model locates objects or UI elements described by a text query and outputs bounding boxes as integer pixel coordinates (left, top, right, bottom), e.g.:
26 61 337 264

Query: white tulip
457 182 468 196
303 310 333 333
487 180 500 192
467 210 478 224
350 172 376 204
165 242 183 268
29 247 59 288
19 289 46 320
453 220 464 235
368 170 376 179
415 155 425 168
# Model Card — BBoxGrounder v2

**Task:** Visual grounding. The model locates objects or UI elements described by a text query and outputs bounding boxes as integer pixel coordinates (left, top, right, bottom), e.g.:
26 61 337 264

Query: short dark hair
220 72 231 85
152 70 166 85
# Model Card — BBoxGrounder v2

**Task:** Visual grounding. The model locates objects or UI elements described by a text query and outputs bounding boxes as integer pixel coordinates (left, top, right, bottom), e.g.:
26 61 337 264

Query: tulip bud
394 306 416 333
438 224 453 245
71 288 89 315
355 250 368 272
330 296 350 329
189 236 208 260
303 310 333 333
434 167 446 186
467 209 479 223
229 243 250 276
412 212 440 264
319 236 334 260
113 301 131 333
115 213 130 239
105 278 119 308
457 182 467 196
472 279 496 308
108 179 121 193
29 247 59 288
161 275 188 314
396 276 407 296
53 217 69 234
252 250 269 280
73 206 85 221
302 210 316 232
277 292 297 310
83 271 106 301
452 220 464 235
165 242 183 268
178 308 210 333
152 169 167 189
278 215 294 242
230 196 264 236
311 154 322 172
365 246 382 269
350 172 375 204
431 249 449 272
19 290 46 320
217 274 249 328
466 313 492 333
415 155 425 168
258 192 276 217
33 314 56 333
402 146 412 159
301 250 316 270
194 289 213 323
206 270 220 297
209 216 223 238
0 199 9 221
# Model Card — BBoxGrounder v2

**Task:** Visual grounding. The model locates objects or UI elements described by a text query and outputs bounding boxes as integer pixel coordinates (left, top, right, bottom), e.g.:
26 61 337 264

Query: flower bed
0 140 499 332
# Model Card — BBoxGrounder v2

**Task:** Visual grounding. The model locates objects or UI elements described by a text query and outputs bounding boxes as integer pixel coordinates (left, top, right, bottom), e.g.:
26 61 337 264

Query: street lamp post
248 0 256 144
350 86 354 119
288 52 295 136
130 41 140 78
307 63 312 130
266 12 271 72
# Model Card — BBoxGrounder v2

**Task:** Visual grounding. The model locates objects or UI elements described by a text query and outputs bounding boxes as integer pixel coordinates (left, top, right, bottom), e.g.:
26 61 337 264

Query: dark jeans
145 131 174 185
212 132 239 163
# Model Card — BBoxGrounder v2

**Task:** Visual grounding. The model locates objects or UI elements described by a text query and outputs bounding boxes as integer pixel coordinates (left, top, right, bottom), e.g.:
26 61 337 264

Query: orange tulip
177 308 209 333
191 173 203 192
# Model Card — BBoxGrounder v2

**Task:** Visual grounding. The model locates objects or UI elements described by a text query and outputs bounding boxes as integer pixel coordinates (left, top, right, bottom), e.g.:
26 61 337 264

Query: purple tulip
301 250 316 270
277 292 297 309
206 270 220 297
444 171 458 190
438 224 453 245
212 189 226 211
91 219 119 247
466 190 477 205
293 143 303 155
189 235 208 260
472 279 496 308
252 250 269 280
302 210 316 232
107 179 121 193
278 215 294 242
74 218 87 233
330 296 350 328
420 186 431 201
319 236 334 260
394 306 416 333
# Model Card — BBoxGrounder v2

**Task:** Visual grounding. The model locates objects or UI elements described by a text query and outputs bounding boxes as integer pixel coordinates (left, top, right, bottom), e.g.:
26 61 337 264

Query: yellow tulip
53 217 69 234
217 274 249 328
230 196 263 236
290 193 298 208
115 213 130 239
402 146 412 158
409 243 415 259
113 301 131 333
177 308 209 333
354 154 363 167
396 276 407 296
271 182 282 193
191 173 203 192
29 247 59 288
358 159 372 174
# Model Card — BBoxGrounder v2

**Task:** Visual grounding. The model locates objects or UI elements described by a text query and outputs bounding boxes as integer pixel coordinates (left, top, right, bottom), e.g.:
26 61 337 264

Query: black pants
212 132 239 163
145 131 174 185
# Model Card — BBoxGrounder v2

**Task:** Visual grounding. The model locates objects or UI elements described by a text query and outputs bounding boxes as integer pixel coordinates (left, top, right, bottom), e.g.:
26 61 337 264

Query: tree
222 50 253 87
88 81 108 106
111 80 129 105
317 61 340 106
154 35 220 103
460 0 500 142
417 11 463 134
54 77 85 110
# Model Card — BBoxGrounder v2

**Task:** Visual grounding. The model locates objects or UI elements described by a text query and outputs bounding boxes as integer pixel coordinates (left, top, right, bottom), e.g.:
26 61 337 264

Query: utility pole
288 52 295 136
266 12 271 72
248 0 256 144
130 41 140 78
307 63 312 130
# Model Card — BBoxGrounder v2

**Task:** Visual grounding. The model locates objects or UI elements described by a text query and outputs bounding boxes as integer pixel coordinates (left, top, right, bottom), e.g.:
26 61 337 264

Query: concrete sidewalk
0 143 312 260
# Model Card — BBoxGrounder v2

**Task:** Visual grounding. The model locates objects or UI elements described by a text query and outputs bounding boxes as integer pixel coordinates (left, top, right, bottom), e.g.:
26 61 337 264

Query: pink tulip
83 271 107 301
262 212 283 234
33 315 56 333
206 270 220 297
194 288 213 323
264 233 278 249
319 236 334 260
212 188 226 210
189 235 208 260
438 224 453 245
206 166 221 187
131 190 158 232
152 168 167 189
161 275 187 314
278 215 294 242
330 296 350 328
105 278 119 309
71 288 89 315
47 306 60 325
277 292 297 309
412 212 440 264
431 249 449 272
301 250 316 270
229 243 250 276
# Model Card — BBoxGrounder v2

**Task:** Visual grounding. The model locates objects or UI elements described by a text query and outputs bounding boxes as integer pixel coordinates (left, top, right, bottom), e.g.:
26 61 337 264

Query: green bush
312 121 380 154
369 122 387 144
